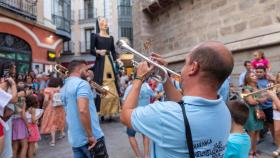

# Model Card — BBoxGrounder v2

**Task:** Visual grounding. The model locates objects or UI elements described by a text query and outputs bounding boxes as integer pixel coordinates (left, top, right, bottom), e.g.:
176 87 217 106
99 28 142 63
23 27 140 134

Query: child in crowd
225 100 251 158
26 95 41 158
12 88 29 158
251 51 271 71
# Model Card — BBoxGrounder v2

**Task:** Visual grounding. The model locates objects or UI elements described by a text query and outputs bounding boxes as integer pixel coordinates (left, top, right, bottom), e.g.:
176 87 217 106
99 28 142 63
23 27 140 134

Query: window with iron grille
120 27 133 44
84 28 94 52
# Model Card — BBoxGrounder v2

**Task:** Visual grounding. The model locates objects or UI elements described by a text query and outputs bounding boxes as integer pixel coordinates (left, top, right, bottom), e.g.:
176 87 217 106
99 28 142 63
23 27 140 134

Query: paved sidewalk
257 133 277 158
36 121 277 158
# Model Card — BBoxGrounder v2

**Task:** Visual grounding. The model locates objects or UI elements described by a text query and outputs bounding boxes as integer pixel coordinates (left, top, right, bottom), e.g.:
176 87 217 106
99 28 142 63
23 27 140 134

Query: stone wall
132 0 280 85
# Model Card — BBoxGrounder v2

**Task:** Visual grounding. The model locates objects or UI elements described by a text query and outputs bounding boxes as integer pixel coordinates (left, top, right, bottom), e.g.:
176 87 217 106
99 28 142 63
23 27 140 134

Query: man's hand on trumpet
135 61 154 81
150 52 183 102
150 52 168 66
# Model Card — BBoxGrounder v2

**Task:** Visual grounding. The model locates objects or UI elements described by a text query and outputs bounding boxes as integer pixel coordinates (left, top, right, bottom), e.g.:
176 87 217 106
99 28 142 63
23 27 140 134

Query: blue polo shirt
123 82 155 107
257 78 272 109
156 83 165 101
131 95 231 158
60 77 104 147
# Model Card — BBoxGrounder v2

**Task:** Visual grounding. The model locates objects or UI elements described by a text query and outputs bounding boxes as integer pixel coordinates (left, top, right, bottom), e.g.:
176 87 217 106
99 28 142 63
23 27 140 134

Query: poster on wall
32 63 43 75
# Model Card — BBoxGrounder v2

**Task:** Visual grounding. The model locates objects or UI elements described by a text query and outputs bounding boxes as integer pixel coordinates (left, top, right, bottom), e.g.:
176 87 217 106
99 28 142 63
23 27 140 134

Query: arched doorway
0 33 32 75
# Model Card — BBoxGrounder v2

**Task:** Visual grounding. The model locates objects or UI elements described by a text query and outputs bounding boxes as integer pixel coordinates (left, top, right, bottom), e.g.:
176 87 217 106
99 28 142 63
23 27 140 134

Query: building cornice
164 24 280 63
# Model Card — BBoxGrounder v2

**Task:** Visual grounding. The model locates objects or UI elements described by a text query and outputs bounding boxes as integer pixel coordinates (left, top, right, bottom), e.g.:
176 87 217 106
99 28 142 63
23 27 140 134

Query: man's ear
188 61 199 76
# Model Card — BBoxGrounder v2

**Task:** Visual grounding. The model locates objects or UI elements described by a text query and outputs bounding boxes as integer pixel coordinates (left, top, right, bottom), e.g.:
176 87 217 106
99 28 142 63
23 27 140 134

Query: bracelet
135 76 143 82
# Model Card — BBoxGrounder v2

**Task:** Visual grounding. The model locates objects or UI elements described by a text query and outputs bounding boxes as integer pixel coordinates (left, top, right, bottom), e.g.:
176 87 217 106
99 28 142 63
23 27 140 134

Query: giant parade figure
90 17 120 121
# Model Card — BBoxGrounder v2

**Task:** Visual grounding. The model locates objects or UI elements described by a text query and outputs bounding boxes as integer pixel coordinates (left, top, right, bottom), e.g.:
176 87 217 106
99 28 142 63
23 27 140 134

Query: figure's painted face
99 18 108 31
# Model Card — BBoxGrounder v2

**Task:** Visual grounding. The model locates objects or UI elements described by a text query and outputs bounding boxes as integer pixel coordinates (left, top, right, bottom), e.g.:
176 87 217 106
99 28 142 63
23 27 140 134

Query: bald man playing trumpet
121 41 234 158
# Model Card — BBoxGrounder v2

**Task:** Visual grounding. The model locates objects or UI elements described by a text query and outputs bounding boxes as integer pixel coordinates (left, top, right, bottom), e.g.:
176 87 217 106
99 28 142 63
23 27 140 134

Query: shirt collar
182 95 223 106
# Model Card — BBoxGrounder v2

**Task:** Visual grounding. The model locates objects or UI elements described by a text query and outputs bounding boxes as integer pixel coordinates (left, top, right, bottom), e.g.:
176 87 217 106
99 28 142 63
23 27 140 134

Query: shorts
263 107 273 124
126 128 136 137
273 110 280 121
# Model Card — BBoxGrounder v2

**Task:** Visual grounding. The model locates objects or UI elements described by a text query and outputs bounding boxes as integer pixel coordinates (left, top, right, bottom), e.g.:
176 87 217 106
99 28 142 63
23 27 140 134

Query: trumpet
117 39 181 83
54 64 114 97
240 84 280 98
54 64 69 76
89 81 116 97
131 60 163 82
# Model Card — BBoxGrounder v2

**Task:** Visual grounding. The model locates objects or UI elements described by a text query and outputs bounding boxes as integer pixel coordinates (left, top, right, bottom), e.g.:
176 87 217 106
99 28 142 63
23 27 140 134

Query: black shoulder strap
178 100 195 158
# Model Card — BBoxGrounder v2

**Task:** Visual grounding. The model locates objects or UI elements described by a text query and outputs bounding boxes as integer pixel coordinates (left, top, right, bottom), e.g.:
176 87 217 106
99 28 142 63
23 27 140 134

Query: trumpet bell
54 64 69 76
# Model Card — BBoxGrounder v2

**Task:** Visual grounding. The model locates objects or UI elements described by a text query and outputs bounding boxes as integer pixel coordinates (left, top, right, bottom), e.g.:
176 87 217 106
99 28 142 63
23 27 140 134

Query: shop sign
47 51 56 61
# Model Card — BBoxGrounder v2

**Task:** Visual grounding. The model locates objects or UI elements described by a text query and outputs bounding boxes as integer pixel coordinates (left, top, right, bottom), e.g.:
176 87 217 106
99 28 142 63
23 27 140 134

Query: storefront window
0 33 32 75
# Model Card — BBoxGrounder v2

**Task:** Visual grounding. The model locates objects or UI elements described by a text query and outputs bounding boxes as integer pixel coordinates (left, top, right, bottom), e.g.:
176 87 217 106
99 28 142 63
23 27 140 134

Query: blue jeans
72 144 92 158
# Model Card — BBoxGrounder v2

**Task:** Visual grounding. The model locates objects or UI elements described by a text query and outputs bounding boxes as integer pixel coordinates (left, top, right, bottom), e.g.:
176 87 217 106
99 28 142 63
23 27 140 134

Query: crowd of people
0 63 66 158
0 44 279 158
234 50 280 158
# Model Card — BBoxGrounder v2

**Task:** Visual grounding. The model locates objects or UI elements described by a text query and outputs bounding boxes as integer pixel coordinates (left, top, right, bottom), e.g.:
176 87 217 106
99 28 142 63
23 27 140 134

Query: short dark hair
189 44 233 87
68 60 87 73
24 75 34 82
26 94 38 109
244 60 251 67
255 66 266 72
227 100 249 125
48 77 63 88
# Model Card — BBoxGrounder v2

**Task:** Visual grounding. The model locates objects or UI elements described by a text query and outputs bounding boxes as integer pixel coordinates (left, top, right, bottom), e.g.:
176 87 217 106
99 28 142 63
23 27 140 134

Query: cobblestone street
37 121 275 158
36 121 143 158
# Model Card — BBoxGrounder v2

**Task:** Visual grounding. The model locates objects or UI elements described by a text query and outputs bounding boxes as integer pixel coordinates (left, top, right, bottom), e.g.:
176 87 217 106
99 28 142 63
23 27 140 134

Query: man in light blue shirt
123 81 155 158
155 83 165 101
121 42 234 158
238 61 252 87
123 81 155 107
218 78 230 103
60 60 107 158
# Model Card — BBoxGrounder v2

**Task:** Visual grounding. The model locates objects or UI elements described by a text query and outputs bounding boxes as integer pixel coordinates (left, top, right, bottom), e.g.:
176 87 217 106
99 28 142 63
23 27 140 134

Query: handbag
52 92 63 107
178 101 195 158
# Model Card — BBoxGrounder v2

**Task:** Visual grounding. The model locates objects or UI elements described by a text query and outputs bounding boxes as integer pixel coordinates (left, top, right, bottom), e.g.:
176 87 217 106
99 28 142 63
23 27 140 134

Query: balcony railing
79 8 97 23
0 0 37 20
52 14 71 39
79 41 91 53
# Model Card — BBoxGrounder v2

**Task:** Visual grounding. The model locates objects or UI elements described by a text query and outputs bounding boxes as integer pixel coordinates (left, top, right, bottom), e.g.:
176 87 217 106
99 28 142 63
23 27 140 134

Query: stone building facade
133 0 280 84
